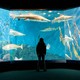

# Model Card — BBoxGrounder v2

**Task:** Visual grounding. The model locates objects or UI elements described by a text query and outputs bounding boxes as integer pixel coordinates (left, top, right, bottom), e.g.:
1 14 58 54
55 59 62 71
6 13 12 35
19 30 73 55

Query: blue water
0 7 80 61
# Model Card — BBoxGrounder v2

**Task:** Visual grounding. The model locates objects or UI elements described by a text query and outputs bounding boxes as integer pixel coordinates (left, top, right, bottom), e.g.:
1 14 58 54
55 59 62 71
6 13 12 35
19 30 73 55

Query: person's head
39 38 44 42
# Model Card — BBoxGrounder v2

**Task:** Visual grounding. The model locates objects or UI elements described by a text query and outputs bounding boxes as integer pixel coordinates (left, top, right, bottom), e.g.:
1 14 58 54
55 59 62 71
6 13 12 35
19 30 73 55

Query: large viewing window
0 7 80 61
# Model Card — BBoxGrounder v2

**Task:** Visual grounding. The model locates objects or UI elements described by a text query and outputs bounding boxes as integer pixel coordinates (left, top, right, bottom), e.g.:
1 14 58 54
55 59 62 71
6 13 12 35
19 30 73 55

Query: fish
59 27 73 57
65 54 72 60
72 35 80 50
3 53 10 60
59 26 66 49
46 44 50 50
65 40 72 58
59 33 73 46
59 22 73 44
40 27 59 32
14 57 23 60
64 35 73 43
10 29 25 36
63 35 73 51
52 14 74 23
9 13 51 22
72 22 80 50
69 30 72 37
2 44 23 50
73 22 80 38
59 27 63 42
64 35 73 58
66 21 72 37
72 42 80 59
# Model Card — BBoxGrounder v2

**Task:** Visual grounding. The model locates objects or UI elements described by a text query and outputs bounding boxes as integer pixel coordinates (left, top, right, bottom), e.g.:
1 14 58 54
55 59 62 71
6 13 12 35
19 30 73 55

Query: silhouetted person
36 38 46 72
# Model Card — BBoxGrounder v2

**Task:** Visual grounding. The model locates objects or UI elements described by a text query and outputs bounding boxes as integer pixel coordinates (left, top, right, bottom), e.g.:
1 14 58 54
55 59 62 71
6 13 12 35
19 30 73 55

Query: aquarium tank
0 7 80 61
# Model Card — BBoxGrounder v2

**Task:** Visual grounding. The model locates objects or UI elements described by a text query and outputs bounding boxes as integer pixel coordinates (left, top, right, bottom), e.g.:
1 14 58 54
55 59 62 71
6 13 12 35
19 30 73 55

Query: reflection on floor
0 69 80 80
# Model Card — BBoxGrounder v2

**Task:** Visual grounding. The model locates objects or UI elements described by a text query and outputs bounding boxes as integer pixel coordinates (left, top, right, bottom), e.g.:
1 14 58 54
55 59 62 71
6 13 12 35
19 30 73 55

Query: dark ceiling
0 0 80 10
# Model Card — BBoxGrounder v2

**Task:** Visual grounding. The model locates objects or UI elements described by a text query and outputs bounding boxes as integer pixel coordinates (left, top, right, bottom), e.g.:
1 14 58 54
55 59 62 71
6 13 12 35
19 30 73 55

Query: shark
59 27 73 46
59 26 73 58
2 44 23 50
52 14 74 23
64 35 73 44
62 35 73 51
9 13 51 22
72 35 80 50
40 27 59 32
63 35 73 58
66 21 72 37
10 29 25 36
64 35 73 58
73 22 80 38
72 42 80 60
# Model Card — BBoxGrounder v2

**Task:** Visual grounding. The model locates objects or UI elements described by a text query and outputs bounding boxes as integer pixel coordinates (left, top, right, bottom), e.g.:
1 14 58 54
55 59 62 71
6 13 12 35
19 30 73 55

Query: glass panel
64 7 80 60
9 10 65 60
1 7 80 61
0 8 10 61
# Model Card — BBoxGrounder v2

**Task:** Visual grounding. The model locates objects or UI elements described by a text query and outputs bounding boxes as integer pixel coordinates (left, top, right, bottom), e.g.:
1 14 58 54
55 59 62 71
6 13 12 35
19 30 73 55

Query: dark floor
0 69 80 80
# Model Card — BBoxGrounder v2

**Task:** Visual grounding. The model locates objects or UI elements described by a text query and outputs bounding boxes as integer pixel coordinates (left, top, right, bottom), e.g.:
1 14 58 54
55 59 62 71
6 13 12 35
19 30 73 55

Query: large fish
64 35 73 58
9 13 51 22
69 30 72 37
2 44 23 50
59 27 64 42
72 22 80 50
59 27 67 45
72 35 80 50
64 35 73 43
52 14 74 23
59 27 73 57
73 22 80 38
3 53 10 60
72 42 80 59
63 35 73 52
40 27 59 32
10 29 25 36
59 32 73 46
66 21 72 37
